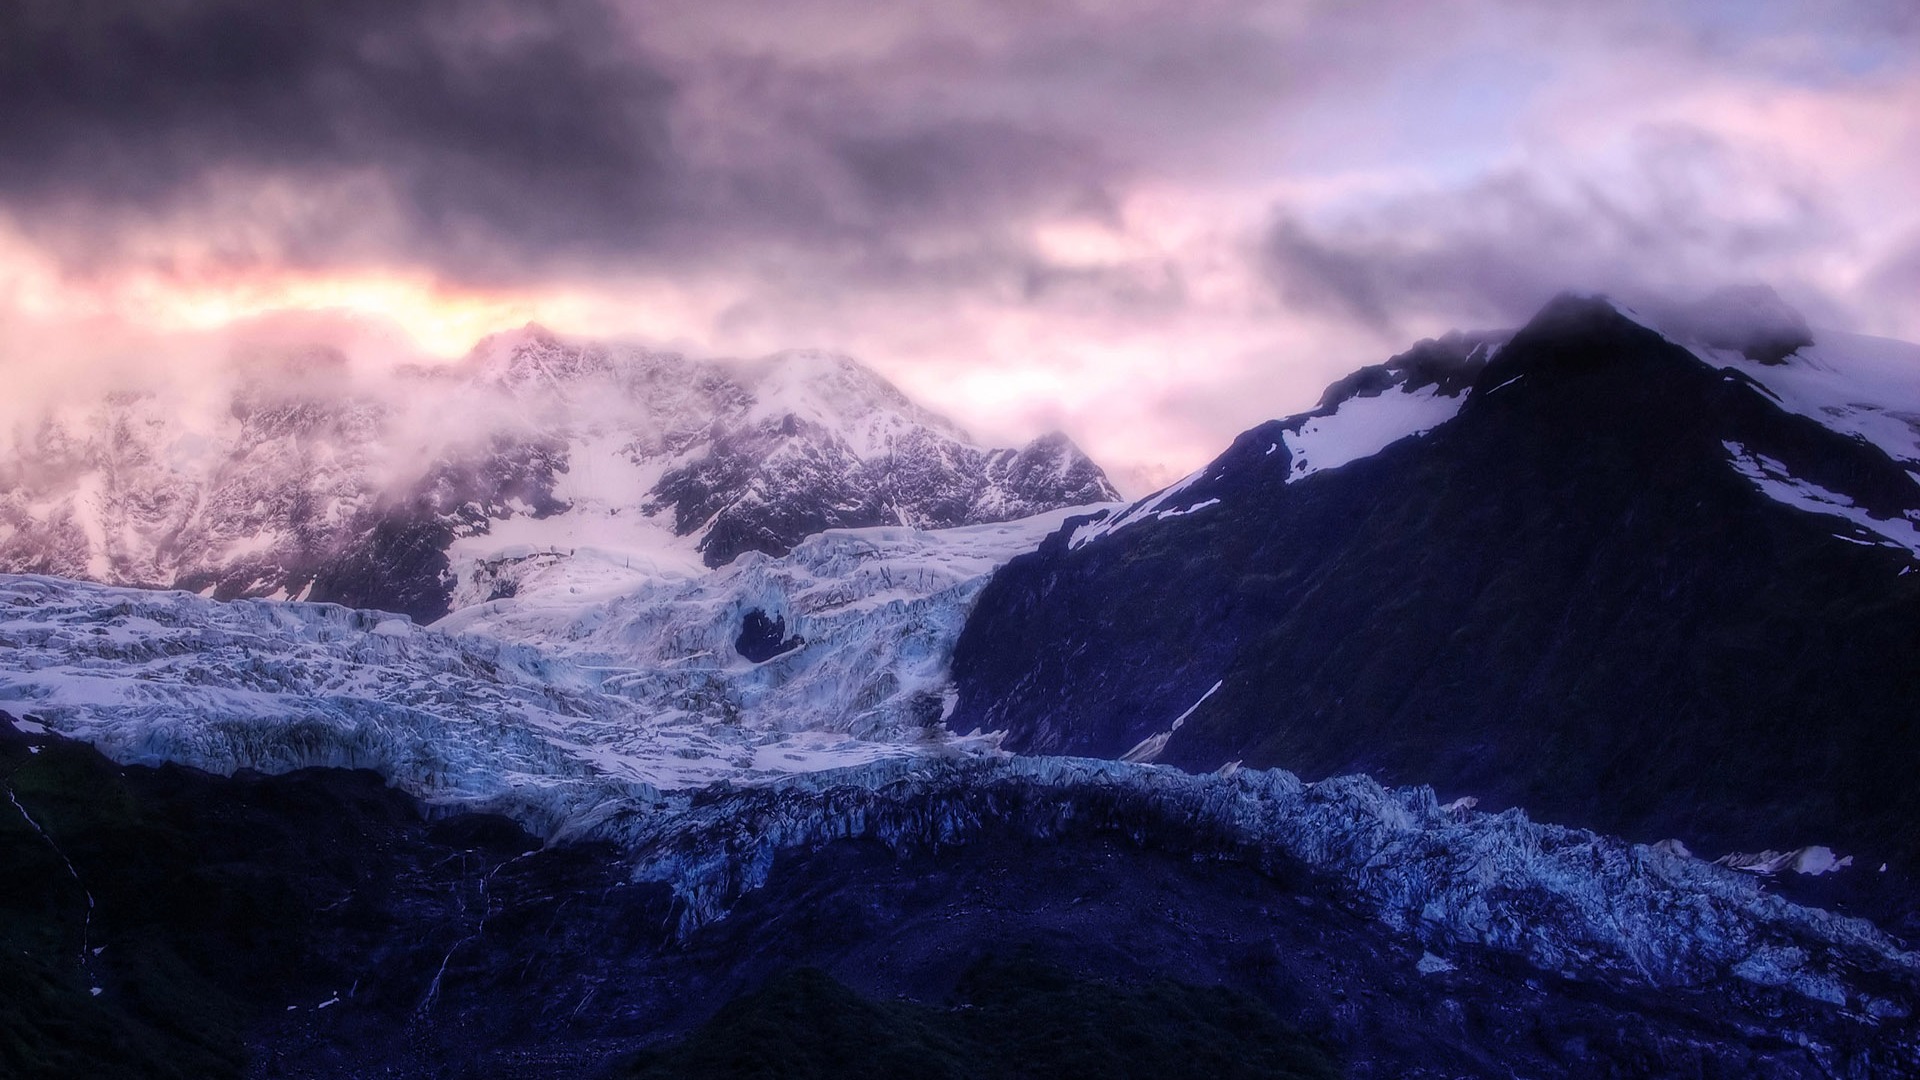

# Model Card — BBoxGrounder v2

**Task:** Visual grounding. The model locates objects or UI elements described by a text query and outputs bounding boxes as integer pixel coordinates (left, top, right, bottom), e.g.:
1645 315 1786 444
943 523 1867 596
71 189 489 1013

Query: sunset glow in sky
4 1 1918 492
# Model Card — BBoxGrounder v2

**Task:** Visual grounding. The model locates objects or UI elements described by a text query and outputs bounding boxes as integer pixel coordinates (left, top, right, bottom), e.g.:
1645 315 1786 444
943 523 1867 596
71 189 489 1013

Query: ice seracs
622 755 1920 1017
437 506 1092 743
0 506 1086 828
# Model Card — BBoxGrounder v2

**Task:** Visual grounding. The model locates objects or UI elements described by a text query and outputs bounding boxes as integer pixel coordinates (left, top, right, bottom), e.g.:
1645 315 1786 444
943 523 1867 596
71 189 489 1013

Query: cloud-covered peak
3 1 1917 487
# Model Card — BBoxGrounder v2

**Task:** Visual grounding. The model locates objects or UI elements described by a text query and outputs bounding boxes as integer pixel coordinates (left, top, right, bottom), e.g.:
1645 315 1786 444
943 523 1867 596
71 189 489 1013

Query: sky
3 0 1917 493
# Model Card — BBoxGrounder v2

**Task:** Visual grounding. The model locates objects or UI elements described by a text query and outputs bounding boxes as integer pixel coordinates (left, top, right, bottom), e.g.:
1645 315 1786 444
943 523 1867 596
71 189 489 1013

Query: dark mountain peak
954 291 1920 885
1501 291 1660 354
1319 328 1505 410
990 430 1088 473
1453 291 1727 404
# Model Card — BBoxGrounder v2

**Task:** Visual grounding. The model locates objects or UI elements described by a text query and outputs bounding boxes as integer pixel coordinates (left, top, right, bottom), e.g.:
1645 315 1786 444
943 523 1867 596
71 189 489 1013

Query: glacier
6 562 1918 1030
618 758 1918 1018
0 506 1084 829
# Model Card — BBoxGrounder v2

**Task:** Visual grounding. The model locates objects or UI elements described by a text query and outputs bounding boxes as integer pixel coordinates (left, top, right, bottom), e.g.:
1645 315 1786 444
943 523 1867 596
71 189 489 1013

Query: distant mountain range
0 326 1117 622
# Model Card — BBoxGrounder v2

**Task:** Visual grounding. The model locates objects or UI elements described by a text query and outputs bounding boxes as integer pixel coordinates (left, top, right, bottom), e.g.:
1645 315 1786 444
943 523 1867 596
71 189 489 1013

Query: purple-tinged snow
1711 331 1920 468
1281 384 1466 483
1722 440 1920 556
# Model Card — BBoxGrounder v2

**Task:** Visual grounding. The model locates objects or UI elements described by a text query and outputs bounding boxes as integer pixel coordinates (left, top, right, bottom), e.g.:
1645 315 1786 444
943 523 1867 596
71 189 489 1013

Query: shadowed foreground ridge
626 756 1919 1009
6 717 1917 1077
621 963 1338 1080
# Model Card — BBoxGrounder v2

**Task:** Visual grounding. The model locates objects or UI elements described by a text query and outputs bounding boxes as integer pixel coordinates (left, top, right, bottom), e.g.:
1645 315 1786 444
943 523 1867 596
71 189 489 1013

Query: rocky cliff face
0 328 1117 621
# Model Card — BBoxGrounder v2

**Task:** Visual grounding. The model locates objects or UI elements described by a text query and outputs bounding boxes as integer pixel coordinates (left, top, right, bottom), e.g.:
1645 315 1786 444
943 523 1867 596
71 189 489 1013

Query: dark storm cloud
3 2 1916 366
835 121 1114 226
0 0 1132 283
0 1 689 266
4 0 1526 297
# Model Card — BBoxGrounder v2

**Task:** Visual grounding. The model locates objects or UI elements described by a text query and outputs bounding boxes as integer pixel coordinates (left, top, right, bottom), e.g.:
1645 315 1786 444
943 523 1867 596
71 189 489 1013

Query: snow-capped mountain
952 290 1920 882
0 326 1118 622
5 289 1919 1076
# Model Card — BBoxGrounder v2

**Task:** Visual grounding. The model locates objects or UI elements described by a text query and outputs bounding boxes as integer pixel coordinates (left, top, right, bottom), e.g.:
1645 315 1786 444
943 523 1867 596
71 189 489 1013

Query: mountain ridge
0 328 1118 621
950 292 1920 878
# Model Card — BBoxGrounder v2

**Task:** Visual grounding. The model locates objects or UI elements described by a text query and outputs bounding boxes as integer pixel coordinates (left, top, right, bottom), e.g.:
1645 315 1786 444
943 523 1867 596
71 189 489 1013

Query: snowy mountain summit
0 326 1118 621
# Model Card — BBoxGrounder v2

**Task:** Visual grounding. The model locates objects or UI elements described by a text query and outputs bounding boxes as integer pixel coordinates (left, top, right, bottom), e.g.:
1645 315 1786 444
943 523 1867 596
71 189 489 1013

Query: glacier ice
621 756 1919 1014
0 507 1081 824
4 561 1918 1019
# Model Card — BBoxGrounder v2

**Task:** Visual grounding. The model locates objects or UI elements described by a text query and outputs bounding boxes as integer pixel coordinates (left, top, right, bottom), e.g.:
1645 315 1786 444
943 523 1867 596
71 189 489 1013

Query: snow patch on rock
1723 441 1920 555
1283 385 1466 484
1715 846 1857 877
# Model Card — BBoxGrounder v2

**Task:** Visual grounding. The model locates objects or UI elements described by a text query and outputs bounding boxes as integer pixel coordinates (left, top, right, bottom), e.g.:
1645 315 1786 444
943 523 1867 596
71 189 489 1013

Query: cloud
1 0 1917 489
1863 233 1920 316
0 0 1492 288
1259 126 1851 336
2 1 684 273
0 0 1144 288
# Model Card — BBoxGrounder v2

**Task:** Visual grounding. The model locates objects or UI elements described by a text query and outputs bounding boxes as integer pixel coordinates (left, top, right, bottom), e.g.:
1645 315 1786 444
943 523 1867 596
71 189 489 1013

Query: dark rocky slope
950 295 1920 879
